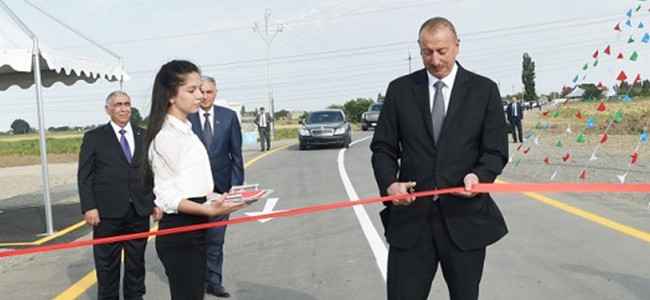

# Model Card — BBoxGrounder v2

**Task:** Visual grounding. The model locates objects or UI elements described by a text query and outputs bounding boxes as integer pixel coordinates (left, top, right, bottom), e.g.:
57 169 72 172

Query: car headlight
361 113 367 121
334 126 347 135
299 127 311 136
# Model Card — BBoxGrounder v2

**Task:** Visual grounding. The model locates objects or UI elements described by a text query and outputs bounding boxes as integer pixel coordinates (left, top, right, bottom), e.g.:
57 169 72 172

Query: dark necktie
119 129 132 164
203 112 213 149
432 81 446 143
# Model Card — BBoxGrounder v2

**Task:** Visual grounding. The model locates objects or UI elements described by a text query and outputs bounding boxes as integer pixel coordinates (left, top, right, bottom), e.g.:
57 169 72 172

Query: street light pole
254 8 282 139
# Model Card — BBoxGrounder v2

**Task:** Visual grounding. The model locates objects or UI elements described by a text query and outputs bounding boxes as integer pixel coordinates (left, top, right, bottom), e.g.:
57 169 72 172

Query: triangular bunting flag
556 140 563 148
516 144 523 151
550 171 557 181
534 121 541 130
624 94 632 102
617 173 627 184
534 136 540 145
586 96 595 102
600 133 608 143
572 74 579 83
626 20 633 27
593 50 599 58
617 52 625 59
524 147 531 154
628 9 633 17
639 22 645 29
562 153 570 162
641 131 648 142
553 111 560 118
565 124 572 133
631 152 639 164
597 101 606 111
604 45 611 55
589 153 598 161
563 98 570 105
543 156 550 165
637 4 642 12
543 123 550 131
630 51 639 61
587 117 595 128
515 158 521 167
614 110 623 122
525 132 534 140
579 170 586 180
634 74 642 84
593 59 599 67
614 23 622 31
643 33 650 43
576 111 583 119
617 70 628 81
542 110 550 116
582 63 589 70
597 82 604 89
576 134 585 143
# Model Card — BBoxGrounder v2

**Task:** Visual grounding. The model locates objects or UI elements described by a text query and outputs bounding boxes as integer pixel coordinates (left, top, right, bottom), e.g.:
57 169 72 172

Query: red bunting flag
631 152 639 164
524 147 531 154
597 82 604 89
634 74 642 84
593 50 599 58
576 111 583 119
542 110 550 116
579 170 586 180
562 153 570 162
604 45 611 55
597 101 606 111
563 98 570 105
600 133 608 143
617 52 625 59
516 144 523 151
615 23 622 31
543 156 550 165
617 71 628 81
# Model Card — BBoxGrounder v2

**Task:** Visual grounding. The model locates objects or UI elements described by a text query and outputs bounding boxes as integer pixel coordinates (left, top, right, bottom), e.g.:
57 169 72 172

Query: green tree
327 104 343 110
274 109 290 119
642 80 650 97
521 52 538 101
617 81 630 95
342 98 374 123
579 83 603 100
240 105 246 116
130 106 144 127
10 119 30 134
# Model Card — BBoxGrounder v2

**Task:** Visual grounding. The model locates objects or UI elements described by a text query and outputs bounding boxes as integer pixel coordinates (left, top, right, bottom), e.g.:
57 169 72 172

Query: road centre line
338 135 388 281
54 142 295 299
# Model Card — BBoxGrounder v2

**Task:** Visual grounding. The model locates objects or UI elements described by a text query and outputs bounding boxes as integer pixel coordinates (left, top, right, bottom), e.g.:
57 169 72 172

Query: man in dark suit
188 76 244 298
370 17 509 300
254 107 273 151
78 91 161 300
506 96 524 143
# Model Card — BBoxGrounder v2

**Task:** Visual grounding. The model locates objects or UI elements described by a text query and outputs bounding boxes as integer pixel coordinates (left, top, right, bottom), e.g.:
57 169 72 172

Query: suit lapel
132 124 142 163
412 70 435 142
440 64 470 140
103 123 130 164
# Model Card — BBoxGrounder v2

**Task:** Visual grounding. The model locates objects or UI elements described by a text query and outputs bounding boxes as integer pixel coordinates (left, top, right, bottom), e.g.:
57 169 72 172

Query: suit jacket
370 64 509 251
78 123 155 218
189 105 244 193
253 112 273 128
506 102 524 122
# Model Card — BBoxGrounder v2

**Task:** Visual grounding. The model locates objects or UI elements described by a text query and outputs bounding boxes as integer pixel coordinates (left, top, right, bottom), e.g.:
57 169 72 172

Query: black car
299 109 351 150
361 102 383 131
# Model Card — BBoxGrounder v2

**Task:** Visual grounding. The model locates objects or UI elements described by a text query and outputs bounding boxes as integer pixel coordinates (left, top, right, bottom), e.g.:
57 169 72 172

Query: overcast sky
1 0 648 131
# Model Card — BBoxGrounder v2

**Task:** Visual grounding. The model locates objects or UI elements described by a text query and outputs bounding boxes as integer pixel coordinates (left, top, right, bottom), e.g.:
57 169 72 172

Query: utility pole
254 8 282 139
405 51 412 73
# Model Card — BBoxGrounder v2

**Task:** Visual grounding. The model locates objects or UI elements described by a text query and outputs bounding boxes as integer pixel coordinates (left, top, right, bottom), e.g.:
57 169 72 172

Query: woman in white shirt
141 60 246 300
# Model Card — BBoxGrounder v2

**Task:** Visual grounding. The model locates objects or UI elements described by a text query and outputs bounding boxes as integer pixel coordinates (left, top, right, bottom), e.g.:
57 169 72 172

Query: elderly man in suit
370 17 509 300
254 107 273 151
78 91 161 300
188 76 244 298
506 96 524 143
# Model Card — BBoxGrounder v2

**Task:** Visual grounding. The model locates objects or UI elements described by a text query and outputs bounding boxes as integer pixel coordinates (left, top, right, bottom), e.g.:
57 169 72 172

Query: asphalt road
1 131 650 299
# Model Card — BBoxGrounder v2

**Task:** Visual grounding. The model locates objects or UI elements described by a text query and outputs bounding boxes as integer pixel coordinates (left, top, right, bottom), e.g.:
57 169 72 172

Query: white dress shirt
427 62 459 114
109 121 135 157
149 114 214 213
199 106 214 128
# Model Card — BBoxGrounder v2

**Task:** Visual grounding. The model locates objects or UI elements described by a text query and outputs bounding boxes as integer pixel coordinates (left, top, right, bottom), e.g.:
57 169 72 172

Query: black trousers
387 201 486 300
510 118 523 143
93 203 150 300
156 197 209 300
258 127 270 150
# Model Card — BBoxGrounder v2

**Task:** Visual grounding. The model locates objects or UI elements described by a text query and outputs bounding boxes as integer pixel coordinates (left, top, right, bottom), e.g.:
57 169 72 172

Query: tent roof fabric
0 8 127 91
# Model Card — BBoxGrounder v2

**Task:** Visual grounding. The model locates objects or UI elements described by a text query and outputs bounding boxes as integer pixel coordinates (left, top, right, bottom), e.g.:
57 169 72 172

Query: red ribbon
1 183 649 259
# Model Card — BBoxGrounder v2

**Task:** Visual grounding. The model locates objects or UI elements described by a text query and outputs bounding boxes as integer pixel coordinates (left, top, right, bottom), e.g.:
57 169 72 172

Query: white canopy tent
0 0 128 235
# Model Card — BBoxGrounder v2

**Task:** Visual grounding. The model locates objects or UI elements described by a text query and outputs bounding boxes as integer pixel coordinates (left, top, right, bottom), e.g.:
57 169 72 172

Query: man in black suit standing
188 76 244 298
371 17 509 300
78 91 162 300
254 107 273 151
506 96 524 143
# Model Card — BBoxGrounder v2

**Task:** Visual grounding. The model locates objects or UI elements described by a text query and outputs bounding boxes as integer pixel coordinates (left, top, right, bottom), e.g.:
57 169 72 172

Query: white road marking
245 197 286 223
337 135 388 281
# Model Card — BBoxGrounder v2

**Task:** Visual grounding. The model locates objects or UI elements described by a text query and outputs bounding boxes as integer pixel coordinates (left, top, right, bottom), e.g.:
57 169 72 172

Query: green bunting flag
515 158 521 166
576 134 585 143
628 36 635 43
630 51 639 61
535 121 541 129
614 110 623 122
552 111 560 118
586 96 595 102
593 59 599 67
556 140 563 148
582 63 588 70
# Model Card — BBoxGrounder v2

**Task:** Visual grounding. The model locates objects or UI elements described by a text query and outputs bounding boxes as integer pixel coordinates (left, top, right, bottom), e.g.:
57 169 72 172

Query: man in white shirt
254 107 273 151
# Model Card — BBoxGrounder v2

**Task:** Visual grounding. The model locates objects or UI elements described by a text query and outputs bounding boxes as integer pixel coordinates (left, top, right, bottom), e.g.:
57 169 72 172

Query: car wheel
362 126 368 131
299 142 307 150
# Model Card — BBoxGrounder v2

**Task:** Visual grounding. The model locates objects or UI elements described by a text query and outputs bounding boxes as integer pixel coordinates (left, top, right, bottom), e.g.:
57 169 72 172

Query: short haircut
418 17 458 41
105 91 130 106
201 75 216 86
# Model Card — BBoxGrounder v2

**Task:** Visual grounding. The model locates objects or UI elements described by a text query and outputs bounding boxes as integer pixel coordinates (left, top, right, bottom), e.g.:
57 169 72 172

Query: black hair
141 60 201 187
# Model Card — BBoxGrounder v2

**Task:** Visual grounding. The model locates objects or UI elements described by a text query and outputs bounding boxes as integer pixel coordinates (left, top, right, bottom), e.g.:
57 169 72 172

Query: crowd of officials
78 16 509 300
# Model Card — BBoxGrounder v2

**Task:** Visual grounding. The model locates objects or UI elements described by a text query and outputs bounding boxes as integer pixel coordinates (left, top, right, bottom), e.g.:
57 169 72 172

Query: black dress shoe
206 284 230 298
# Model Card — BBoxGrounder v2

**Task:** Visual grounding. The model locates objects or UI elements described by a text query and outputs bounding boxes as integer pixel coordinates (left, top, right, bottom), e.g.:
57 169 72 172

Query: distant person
254 107 273 151
188 75 244 298
506 96 524 143
370 17 509 300
141 60 247 300
77 90 161 300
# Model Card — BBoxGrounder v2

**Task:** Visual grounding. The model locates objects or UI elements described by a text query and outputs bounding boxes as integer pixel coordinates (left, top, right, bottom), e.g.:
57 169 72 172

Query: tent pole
32 38 54 236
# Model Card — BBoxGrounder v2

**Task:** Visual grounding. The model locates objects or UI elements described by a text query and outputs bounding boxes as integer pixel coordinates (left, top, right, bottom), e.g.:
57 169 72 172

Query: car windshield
370 103 383 112
306 111 344 124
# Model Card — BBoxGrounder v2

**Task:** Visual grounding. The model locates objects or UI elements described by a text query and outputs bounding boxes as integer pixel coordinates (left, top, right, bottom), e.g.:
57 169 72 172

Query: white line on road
337 135 388 281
